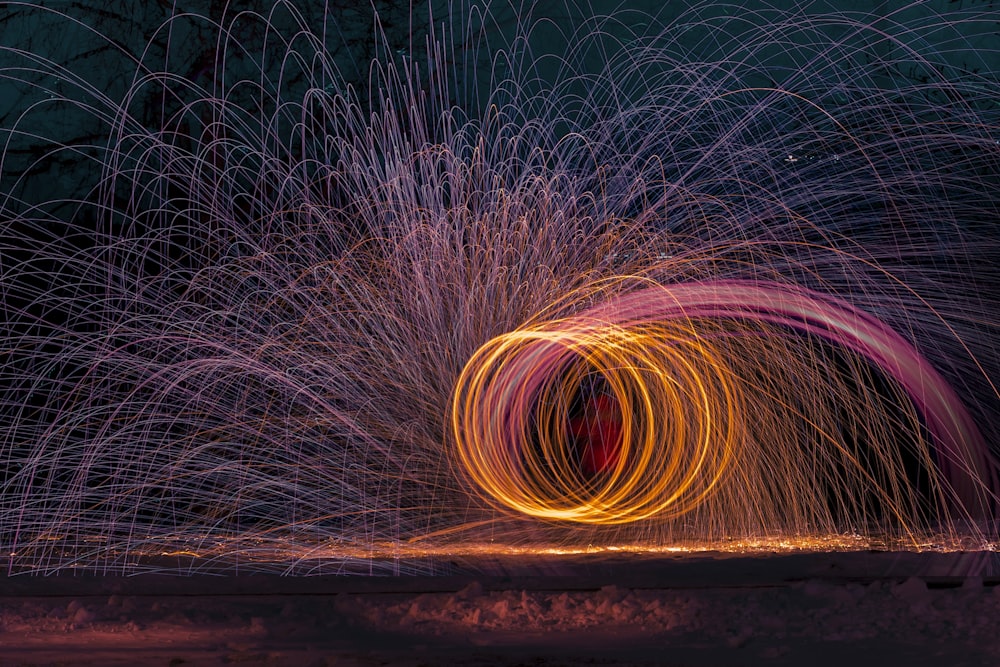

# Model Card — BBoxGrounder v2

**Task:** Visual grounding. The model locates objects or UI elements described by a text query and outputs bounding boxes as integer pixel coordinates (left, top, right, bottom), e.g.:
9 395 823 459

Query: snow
1 550 999 665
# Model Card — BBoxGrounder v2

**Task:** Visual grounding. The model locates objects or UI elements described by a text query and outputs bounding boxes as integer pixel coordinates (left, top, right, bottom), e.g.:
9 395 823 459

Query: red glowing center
568 394 623 477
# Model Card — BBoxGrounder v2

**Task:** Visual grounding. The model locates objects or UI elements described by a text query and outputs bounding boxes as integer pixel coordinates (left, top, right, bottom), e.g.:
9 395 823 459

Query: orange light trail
450 279 994 528
451 316 739 524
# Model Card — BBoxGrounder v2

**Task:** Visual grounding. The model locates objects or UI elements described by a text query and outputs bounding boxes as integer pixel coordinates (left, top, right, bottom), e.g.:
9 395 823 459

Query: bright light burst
1 1 999 573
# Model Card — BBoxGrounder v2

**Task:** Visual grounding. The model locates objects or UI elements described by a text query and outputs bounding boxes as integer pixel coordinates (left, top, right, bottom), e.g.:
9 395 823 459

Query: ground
2 549 998 666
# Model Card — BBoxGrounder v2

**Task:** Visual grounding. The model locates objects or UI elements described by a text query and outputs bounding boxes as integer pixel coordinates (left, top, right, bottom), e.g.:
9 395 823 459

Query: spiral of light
451 311 739 524
452 279 994 528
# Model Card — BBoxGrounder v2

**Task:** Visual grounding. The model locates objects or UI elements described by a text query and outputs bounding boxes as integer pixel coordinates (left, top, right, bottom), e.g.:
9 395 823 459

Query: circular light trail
451 279 992 525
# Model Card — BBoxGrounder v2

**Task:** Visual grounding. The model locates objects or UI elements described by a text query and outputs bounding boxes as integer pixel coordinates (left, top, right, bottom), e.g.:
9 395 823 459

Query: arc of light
584 280 991 515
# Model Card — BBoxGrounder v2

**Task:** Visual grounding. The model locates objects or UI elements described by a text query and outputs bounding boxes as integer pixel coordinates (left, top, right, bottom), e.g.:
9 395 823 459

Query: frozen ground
2 550 999 666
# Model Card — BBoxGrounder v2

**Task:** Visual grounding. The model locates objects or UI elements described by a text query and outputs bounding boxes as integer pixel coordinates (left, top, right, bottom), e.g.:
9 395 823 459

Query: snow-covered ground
2 550 998 666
